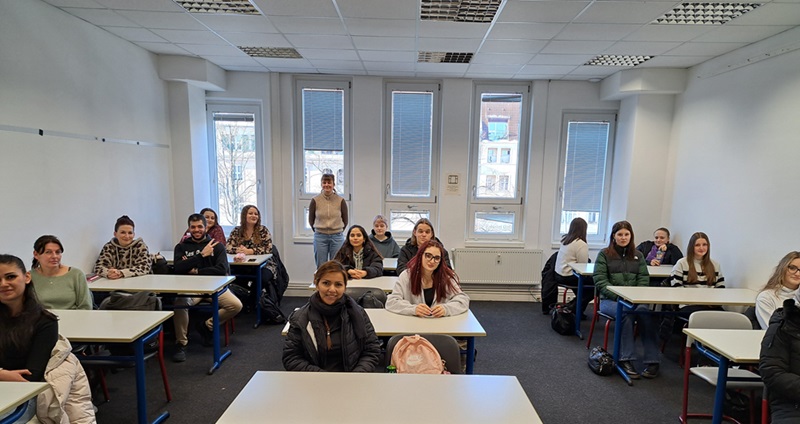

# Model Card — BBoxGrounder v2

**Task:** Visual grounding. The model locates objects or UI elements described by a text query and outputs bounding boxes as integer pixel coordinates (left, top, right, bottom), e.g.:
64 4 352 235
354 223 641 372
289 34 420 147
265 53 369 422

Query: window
384 82 440 239
207 104 263 227
555 112 616 243
468 84 531 241
294 79 351 237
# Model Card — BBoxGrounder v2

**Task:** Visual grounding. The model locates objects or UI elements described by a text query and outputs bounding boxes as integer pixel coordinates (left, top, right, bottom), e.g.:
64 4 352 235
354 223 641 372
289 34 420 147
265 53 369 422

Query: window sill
292 236 313 244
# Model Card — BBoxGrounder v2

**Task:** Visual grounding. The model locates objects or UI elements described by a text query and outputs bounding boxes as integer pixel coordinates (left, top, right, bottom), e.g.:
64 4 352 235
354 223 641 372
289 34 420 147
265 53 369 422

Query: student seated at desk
669 232 725 317
636 227 683 267
30 235 92 310
387 240 469 318
369 214 400 259
181 208 227 246
554 217 593 317
172 213 243 363
593 221 660 379
396 218 452 275
334 225 383 279
282 260 381 372
93 215 151 279
760 297 800 424
756 252 800 329
0 254 93 424
226 205 285 294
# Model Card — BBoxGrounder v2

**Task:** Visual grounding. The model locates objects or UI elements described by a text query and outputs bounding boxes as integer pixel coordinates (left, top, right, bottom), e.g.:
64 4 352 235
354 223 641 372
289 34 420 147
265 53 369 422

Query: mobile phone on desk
248 258 257 262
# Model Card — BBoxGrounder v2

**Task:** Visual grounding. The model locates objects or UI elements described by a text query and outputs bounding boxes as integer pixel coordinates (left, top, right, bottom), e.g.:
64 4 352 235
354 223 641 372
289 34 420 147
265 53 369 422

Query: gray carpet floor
93 297 748 424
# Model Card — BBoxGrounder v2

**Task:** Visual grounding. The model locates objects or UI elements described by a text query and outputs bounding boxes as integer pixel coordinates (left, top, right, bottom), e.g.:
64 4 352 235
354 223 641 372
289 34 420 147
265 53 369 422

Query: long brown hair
0 254 57 363
239 205 264 245
762 251 800 292
411 218 435 246
334 225 383 267
686 232 716 285
561 217 587 245
603 221 637 260
406 240 460 303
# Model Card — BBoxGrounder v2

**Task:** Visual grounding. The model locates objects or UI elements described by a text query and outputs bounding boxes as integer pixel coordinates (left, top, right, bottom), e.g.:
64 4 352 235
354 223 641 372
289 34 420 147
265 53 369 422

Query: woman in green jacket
593 221 659 379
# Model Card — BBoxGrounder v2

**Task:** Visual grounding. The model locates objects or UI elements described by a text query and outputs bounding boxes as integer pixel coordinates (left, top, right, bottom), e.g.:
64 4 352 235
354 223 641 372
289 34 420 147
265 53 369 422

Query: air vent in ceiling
418 51 474 63
239 47 302 58
584 55 653 67
175 0 261 15
421 0 502 23
653 3 761 25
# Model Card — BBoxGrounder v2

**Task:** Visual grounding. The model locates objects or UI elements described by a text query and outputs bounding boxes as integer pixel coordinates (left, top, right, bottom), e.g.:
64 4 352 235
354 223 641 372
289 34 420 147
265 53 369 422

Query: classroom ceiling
42 0 800 81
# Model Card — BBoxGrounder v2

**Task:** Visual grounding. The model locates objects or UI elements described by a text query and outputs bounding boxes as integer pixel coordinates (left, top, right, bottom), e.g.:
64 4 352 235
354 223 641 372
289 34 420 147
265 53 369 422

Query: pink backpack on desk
391 334 447 374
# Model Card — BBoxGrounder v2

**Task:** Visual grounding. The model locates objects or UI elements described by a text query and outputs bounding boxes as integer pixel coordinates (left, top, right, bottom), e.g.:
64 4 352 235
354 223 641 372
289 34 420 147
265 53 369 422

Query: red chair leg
680 346 692 423
99 368 110 402
224 321 230 347
761 397 768 424
157 331 172 402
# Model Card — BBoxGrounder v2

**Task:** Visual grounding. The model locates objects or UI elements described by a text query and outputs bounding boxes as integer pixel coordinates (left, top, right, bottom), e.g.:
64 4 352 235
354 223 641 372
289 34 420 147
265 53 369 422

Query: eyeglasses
788 265 800 274
423 252 442 263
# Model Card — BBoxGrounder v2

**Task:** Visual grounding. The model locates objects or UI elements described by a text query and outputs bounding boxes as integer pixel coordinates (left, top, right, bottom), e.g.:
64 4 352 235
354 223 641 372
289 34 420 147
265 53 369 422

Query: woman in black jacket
282 261 381 372
636 227 683 267
760 298 800 423
334 225 383 279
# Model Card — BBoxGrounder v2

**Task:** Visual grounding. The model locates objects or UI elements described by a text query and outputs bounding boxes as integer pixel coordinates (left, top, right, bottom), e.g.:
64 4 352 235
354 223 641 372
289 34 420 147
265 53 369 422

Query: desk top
308 275 397 293
283 309 486 337
383 257 397 271
158 251 271 266
682 329 765 363
89 274 235 294
216 371 541 424
607 286 757 306
0 382 50 417
55 309 173 343
569 262 673 278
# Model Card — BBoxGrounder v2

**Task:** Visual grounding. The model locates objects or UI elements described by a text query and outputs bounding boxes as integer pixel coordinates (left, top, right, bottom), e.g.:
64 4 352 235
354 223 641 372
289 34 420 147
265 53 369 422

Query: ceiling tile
92 0 184 12
265 66 320 73
555 23 641 40
730 3 800 25
254 57 314 67
177 44 246 56
603 41 682 55
694 25 794 43
418 21 490 38
218 32 292 47
252 0 339 17
357 50 417 62
665 41 749 56
488 23 566 40
133 41 193 55
116 10 206 30
415 62 469 72
636 55 712 67
363 61 416 71
285 34 353 48
199 55 261 66
271 17 345 35
623 24 713 42
307 59 364 69
221 65 269 72
498 1 592 23
479 39 548 54
193 14 277 33
101 26 166 43
336 0 418 19
521 64 580 74
42 0 103 8
467 63 525 73
575 2 678 25
150 29 230 44
61 8 136 27
564 66 619 77
352 36 416 51
298 48 360 61
528 54 594 65
540 40 615 54
345 18 416 37
470 52 534 65
417 37 482 51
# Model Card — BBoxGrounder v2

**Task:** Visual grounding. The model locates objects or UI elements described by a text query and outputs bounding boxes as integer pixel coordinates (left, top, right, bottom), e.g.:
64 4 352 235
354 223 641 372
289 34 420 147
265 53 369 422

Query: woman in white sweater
756 252 800 329
554 217 592 316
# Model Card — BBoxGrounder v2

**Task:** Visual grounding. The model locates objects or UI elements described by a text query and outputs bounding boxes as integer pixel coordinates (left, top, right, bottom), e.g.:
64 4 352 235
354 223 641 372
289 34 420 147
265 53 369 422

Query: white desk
89 274 235 374
569 262 673 278
216 371 542 424
682 329 765 424
383 257 397 271
282 309 486 373
56 309 173 424
0 382 49 423
606 286 757 385
308 275 397 293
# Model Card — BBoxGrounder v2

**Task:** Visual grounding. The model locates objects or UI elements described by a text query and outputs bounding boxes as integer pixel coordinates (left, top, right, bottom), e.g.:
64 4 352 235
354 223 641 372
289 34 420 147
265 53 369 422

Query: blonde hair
373 214 388 227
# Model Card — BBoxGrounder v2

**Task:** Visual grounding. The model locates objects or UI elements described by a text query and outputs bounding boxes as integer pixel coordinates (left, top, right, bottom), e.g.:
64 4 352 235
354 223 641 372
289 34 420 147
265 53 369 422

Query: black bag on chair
259 283 287 325
588 346 615 376
540 252 559 314
550 301 575 335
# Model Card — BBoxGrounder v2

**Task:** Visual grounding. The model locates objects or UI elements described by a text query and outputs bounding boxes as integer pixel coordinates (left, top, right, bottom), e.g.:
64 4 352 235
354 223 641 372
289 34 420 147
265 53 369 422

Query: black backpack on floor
259 283 287 325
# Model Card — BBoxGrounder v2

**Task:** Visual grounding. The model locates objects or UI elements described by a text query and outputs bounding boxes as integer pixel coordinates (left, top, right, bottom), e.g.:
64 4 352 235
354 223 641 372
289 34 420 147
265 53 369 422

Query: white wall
0 1 173 270
667 48 800 289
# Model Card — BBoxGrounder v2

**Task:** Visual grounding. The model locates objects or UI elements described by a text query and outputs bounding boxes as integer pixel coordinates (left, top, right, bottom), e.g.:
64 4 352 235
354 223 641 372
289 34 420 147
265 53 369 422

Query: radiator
451 248 542 285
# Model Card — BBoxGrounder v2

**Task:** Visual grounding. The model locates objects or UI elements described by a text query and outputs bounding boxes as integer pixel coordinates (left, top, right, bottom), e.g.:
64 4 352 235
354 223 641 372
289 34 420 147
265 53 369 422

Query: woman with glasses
386 240 469 317
756 252 800 329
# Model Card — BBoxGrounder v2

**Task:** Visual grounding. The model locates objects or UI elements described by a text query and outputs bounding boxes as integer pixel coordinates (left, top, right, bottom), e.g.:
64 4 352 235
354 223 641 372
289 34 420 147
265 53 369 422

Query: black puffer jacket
635 241 683 266
760 298 800 423
282 294 381 372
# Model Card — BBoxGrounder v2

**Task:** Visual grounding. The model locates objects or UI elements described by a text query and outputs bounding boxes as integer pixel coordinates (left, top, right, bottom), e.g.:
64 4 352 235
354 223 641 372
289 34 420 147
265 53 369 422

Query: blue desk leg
574 274 584 339
1 402 30 424
466 337 476 374
711 356 729 424
253 263 263 329
135 328 169 424
613 299 633 386
209 291 232 375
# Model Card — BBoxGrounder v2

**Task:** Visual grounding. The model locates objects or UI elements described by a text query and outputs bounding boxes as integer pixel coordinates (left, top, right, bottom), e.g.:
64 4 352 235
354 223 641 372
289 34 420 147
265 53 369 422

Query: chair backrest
345 287 387 308
685 310 753 347
386 333 463 374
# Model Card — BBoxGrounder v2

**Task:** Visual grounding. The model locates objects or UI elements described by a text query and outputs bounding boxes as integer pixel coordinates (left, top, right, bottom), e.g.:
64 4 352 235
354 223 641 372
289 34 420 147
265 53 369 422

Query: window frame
206 102 264 232
293 78 352 238
383 82 441 241
467 83 531 242
553 111 617 245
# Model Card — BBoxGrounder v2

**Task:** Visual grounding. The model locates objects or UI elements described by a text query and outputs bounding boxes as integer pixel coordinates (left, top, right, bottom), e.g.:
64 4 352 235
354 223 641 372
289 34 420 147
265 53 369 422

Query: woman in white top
756 252 800 329
554 217 592 316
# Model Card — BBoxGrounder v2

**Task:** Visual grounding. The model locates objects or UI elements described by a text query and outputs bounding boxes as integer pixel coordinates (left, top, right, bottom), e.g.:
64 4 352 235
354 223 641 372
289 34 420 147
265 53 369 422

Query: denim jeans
600 299 660 364
313 231 344 268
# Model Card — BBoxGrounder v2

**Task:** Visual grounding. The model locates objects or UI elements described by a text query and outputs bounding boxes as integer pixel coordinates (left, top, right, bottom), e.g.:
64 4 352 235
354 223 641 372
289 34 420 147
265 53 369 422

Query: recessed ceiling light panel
418 51 474 63
421 0 502 23
652 3 762 25
239 47 302 58
175 0 261 15
584 55 652 67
